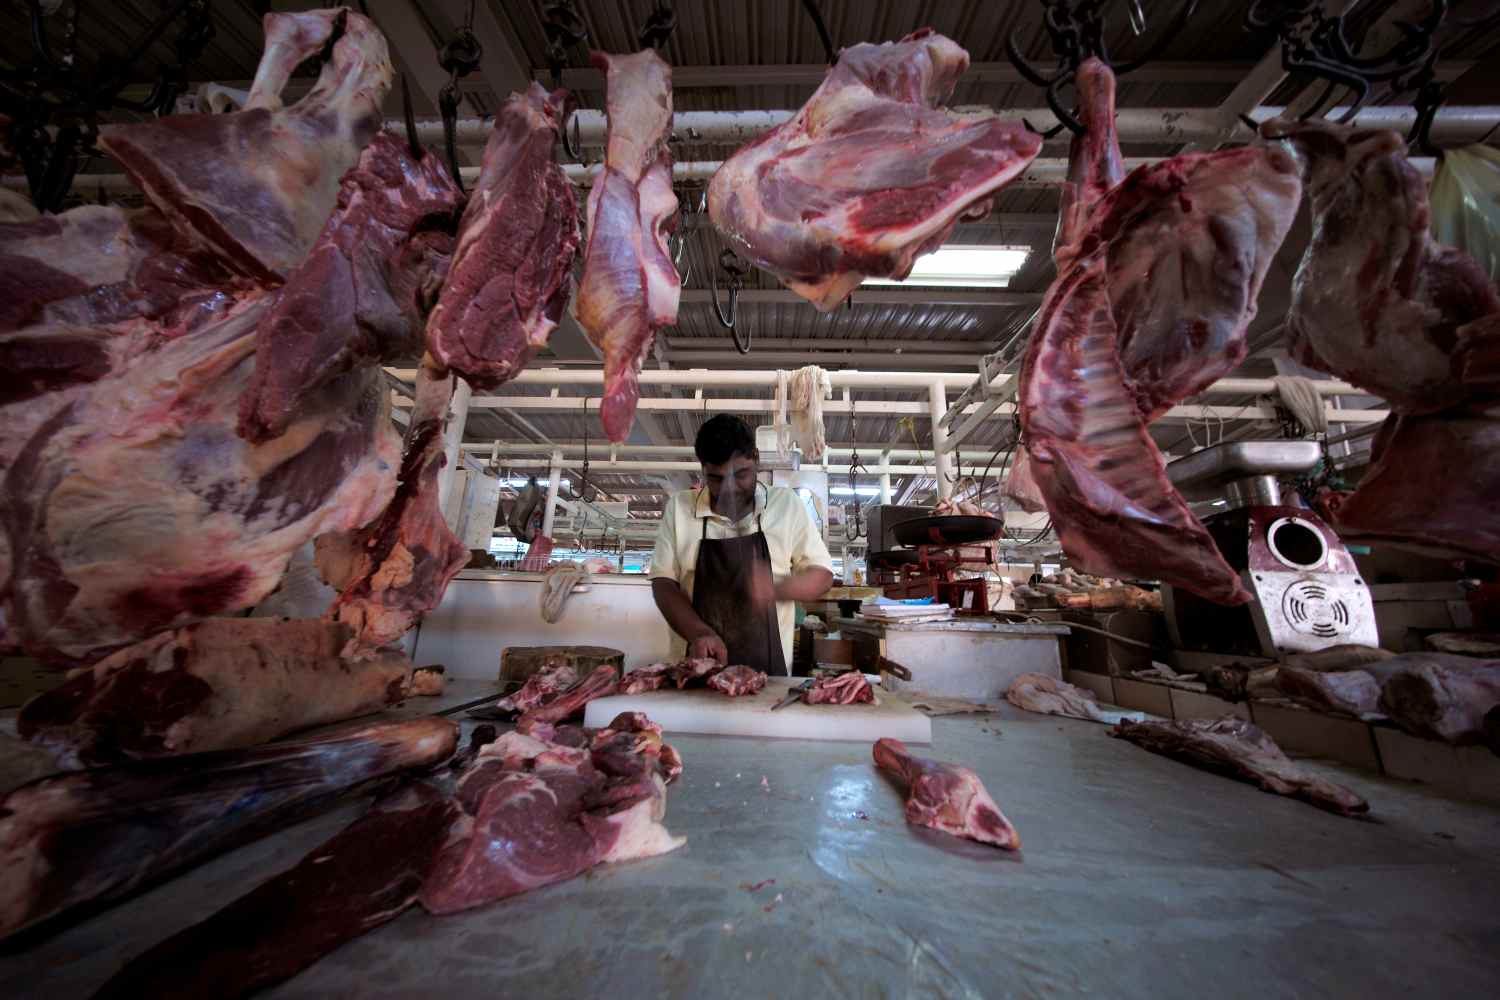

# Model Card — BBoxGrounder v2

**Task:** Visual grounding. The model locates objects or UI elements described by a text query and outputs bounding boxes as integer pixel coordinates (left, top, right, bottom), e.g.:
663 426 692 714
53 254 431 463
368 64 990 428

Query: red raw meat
427 83 580 387
671 656 723 689
707 665 767 697
619 660 675 694
708 29 1041 310
238 132 463 443
491 660 580 715
574 49 680 442
517 664 621 725
806 671 874 705
872 737 1020 849
1378 653 1500 745
1015 59 1300 605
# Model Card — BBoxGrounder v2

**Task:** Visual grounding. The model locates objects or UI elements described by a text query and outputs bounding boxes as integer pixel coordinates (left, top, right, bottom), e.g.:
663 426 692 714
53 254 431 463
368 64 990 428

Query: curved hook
1005 29 1061 89
1113 0 1200 77
1046 74 1085 137
800 0 837 65
710 260 738 330
559 110 583 162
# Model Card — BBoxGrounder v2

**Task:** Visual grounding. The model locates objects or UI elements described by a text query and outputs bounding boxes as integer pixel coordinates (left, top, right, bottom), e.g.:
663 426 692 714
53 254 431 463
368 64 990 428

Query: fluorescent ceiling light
502 477 570 489
864 245 1029 288
830 486 880 496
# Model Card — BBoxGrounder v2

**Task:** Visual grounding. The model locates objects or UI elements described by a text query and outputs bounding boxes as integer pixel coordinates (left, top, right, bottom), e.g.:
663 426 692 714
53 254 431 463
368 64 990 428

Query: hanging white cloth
1272 375 1328 436
787 365 832 461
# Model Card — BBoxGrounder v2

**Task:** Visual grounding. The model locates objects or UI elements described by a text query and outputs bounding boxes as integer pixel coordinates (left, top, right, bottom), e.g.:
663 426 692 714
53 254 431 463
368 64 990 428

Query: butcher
650 414 834 675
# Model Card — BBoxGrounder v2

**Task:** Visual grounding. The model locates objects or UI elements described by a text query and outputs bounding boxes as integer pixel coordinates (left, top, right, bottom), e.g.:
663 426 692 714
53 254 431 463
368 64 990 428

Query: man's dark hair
695 414 757 466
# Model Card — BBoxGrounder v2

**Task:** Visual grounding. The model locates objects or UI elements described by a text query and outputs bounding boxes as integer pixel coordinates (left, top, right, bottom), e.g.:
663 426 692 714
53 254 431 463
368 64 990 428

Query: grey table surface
3 702 1499 999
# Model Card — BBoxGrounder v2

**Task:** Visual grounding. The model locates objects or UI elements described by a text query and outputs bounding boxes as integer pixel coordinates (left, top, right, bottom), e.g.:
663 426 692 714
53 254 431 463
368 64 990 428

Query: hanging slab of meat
872 737 1019 849
517 664 621 726
1262 118 1500 415
317 357 468 657
99 8 392 282
574 49 680 443
420 714 682 915
1 294 401 665
92 781 459 1000
708 29 1041 311
427 83 581 387
1109 716 1367 817
1379 653 1500 745
1015 59 1300 606
237 132 463 443
806 671 874 705
1005 672 1146 725
17 618 412 769
708 665 767 697
0 717 457 944
488 659 580 716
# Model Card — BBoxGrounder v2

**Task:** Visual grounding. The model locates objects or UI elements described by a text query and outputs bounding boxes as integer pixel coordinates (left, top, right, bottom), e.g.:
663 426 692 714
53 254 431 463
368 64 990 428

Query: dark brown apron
691 507 789 676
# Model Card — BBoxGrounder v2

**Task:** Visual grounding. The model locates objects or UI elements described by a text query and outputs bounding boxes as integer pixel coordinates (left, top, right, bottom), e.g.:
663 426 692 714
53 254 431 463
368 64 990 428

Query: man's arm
651 578 727 662
774 566 834 602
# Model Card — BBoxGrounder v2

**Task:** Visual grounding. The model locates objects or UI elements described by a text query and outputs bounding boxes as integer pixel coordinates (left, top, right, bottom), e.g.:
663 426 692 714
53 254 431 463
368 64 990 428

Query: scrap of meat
491 660 580 715
317 357 469 657
707 29 1041 311
237 133 463 443
2 294 402 665
17 618 411 768
0 717 457 943
707 665 767 697
514 717 591 748
1015 59 1301 606
872 737 1020 849
92 781 459 1000
427 83 580 387
589 711 681 785
574 49 680 443
619 660 675 694
1276 667 1384 718
420 713 683 915
408 665 446 697
517 664 621 726
99 8 392 282
671 656 723 689
1109 716 1367 817
805 671 874 705
1005 673 1146 725
1379 653 1500 745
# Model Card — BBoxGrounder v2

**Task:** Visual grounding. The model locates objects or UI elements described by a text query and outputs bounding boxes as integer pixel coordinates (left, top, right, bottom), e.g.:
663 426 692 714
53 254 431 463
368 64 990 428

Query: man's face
702 453 758 518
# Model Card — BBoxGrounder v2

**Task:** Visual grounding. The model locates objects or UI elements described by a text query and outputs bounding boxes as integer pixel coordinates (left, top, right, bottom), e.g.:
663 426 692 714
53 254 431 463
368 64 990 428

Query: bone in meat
1109 716 1367 817
708 29 1041 310
1378 653 1500 745
618 660 674 694
872 738 1020 849
489 660 580 716
805 671 874 705
707 665 767 697
426 83 581 387
574 49 680 443
1005 672 1146 725
517 664 622 726
0 717 458 943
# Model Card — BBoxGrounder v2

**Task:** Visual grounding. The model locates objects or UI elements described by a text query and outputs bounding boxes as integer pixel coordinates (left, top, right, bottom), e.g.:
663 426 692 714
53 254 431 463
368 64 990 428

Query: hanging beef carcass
575 49 680 443
1014 59 1301 605
1261 118 1500 566
427 83 581 387
709 29 1042 310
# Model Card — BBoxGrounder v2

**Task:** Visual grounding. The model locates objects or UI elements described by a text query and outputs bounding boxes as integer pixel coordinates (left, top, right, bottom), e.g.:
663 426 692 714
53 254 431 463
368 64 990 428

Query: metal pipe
437 375 472 514
541 448 563 539
879 450 892 504
495 457 940 475
929 381 953 501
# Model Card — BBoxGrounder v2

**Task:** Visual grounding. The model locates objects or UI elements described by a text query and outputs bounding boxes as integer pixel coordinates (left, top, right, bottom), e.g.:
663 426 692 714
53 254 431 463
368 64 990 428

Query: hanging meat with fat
1014 59 1301 605
708 28 1041 310
574 49 680 443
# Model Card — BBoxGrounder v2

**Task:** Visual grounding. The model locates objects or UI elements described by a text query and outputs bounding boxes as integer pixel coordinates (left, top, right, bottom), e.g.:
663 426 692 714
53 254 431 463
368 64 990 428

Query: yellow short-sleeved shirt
650 483 833 667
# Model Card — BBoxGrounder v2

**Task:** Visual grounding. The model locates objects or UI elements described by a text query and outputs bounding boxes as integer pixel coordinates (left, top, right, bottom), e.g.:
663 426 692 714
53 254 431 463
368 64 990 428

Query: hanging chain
437 0 482 193
541 0 588 87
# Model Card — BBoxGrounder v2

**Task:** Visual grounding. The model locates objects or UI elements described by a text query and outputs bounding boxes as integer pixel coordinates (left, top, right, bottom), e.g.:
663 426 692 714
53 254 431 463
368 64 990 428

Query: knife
771 679 814 711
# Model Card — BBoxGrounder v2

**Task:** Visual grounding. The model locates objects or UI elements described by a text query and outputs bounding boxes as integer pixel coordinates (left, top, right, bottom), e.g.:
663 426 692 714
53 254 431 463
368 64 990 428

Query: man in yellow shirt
650 415 833 675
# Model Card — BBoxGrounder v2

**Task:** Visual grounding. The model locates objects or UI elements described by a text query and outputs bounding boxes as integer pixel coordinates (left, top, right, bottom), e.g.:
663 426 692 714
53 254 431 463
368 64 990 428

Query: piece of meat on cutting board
806 672 874 705
516 664 622 726
707 665 767 697
1109 716 1367 817
872 737 1020 849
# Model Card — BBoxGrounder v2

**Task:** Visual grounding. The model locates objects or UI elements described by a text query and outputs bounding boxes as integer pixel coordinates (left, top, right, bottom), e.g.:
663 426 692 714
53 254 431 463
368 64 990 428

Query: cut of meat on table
619 660 674 694
574 49 680 443
99 9 392 282
237 132 463 443
317 356 469 657
0 716 458 944
1109 717 1367 817
805 672 874 705
16 618 411 769
92 781 459 1000
1379 654 1500 746
872 738 1020 850
490 660 580 715
671 656 724 689
426 83 580 388
420 712 683 915
1005 673 1147 726
1282 645 1395 672
2 294 402 666
1014 59 1301 606
1275 667 1384 718
517 664 622 726
707 665 767 697
408 665 446 697
708 29 1041 311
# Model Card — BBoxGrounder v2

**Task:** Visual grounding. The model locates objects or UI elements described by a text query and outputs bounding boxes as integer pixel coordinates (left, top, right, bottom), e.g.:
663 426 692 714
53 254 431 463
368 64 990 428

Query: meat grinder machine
1161 441 1377 657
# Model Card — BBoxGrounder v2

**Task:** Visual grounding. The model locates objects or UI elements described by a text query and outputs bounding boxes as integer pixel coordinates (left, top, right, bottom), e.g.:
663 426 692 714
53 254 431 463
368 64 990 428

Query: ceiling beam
678 288 1040 308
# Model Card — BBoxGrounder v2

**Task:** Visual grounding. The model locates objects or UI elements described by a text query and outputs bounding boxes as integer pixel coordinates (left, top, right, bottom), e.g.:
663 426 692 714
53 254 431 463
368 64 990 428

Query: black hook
639 1 677 51
542 0 589 87
401 73 423 160
800 0 837 65
711 248 749 352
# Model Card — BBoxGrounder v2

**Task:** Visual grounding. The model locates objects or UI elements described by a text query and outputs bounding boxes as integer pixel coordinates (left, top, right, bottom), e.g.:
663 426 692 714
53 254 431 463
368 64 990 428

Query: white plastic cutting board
583 677 932 744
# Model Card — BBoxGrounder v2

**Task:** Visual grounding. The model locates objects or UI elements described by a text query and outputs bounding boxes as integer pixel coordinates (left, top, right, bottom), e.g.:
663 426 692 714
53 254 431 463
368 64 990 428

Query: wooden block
498 645 623 685
1249 702 1380 772
1169 688 1250 722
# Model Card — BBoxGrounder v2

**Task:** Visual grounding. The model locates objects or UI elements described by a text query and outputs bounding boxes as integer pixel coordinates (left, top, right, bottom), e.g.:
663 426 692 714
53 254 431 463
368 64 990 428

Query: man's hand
688 631 729 663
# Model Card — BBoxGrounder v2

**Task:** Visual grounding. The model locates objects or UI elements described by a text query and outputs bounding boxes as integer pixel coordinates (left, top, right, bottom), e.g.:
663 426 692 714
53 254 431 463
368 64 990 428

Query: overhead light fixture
864 244 1030 288
501 477 571 489
830 486 880 497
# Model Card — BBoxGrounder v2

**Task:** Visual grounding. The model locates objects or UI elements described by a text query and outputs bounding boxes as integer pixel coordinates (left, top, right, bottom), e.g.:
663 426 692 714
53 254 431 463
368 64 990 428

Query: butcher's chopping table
5 706 1500 998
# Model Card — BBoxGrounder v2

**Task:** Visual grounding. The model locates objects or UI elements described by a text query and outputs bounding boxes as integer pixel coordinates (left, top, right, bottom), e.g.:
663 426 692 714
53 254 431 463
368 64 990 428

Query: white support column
929 382 954 501
541 449 564 539
438 375 473 511
878 450 892 504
